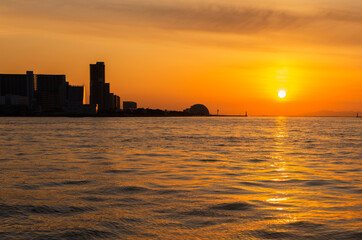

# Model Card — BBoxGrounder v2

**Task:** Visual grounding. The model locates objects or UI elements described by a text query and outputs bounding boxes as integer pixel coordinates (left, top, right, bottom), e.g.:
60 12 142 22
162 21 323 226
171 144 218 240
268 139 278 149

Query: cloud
0 0 326 33
1 0 362 47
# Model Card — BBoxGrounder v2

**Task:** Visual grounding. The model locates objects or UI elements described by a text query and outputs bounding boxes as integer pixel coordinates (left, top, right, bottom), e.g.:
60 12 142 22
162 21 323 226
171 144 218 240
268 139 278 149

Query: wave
209 202 254 211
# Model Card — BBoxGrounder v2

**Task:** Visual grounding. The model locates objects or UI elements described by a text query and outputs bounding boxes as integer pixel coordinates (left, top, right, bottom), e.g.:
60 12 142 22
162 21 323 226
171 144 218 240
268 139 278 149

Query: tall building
103 82 111 111
89 62 120 113
0 71 34 109
90 62 105 111
35 74 66 112
1 70 96 115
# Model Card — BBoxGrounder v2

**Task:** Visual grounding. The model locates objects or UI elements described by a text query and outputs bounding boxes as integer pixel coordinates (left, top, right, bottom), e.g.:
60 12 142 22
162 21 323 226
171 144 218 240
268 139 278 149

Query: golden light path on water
0 117 361 239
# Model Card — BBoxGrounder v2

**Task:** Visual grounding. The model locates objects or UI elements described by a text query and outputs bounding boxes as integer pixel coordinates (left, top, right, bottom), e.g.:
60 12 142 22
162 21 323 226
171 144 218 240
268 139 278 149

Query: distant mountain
302 111 360 117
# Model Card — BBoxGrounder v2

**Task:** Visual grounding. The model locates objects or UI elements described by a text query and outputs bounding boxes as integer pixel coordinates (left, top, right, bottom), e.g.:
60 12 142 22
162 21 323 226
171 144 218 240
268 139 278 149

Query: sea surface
0 117 361 239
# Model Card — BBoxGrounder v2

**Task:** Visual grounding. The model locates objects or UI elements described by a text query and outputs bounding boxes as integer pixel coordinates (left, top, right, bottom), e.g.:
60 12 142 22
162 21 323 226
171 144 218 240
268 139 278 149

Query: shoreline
0 114 248 118
0 114 358 118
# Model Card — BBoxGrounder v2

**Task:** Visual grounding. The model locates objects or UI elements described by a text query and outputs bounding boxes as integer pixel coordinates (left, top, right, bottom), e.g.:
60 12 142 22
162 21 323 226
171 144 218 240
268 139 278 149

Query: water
0 117 361 239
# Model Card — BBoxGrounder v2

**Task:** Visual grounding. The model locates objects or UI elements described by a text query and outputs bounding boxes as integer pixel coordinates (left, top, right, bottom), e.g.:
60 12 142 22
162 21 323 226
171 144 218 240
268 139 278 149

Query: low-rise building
123 101 137 110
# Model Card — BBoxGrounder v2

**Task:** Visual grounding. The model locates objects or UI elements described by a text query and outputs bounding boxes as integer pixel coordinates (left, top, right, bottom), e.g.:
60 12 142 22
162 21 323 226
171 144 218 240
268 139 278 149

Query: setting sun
278 90 287 99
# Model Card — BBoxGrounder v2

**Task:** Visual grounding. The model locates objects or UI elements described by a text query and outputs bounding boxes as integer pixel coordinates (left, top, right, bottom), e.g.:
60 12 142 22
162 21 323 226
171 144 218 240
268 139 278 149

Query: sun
278 90 286 98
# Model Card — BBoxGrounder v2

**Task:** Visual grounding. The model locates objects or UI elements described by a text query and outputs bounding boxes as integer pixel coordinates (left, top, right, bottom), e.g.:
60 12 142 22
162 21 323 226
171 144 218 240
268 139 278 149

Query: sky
0 0 361 115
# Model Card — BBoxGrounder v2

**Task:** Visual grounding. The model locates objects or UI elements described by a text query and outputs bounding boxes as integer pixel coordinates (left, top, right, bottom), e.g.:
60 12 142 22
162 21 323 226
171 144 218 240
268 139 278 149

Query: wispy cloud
1 0 362 46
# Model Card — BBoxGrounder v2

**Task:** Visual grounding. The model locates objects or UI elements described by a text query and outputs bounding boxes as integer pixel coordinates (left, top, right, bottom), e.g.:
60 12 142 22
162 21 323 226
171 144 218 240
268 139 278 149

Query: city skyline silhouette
0 0 360 116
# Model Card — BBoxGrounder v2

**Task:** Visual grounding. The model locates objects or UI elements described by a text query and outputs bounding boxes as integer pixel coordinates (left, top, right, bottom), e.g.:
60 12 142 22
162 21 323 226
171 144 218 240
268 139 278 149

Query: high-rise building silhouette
1 70 97 115
0 72 35 112
89 62 120 112
1 62 119 115
90 62 105 111
35 74 67 112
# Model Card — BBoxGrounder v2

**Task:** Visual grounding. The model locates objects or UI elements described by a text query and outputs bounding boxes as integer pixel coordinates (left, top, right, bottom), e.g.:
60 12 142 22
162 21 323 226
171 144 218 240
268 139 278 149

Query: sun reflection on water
265 117 296 220
267 198 288 203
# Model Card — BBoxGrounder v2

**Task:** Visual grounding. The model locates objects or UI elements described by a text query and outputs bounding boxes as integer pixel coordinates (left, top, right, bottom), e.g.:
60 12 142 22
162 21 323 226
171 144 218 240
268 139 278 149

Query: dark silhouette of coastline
1 62 241 117
0 109 248 117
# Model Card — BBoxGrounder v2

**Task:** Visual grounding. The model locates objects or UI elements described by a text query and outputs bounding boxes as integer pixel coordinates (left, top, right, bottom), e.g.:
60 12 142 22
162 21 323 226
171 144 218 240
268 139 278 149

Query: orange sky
0 0 361 115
